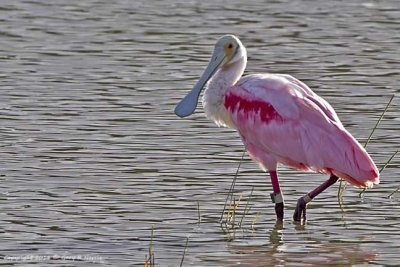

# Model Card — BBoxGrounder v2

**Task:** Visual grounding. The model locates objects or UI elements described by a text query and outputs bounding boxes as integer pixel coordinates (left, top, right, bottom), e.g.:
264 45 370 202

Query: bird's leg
269 171 284 222
293 174 339 222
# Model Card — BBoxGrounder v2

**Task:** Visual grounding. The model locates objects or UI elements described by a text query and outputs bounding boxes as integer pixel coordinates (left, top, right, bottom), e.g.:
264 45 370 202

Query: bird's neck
202 57 247 127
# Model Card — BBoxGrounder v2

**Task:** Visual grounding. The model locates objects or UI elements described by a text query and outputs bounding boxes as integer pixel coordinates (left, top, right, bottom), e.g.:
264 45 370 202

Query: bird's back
224 74 379 188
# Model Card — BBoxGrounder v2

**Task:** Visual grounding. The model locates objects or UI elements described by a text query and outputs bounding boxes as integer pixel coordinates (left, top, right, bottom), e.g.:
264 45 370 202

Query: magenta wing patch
224 90 283 124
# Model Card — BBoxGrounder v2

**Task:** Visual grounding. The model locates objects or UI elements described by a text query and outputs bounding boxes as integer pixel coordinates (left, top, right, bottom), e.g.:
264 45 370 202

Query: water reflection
223 222 378 266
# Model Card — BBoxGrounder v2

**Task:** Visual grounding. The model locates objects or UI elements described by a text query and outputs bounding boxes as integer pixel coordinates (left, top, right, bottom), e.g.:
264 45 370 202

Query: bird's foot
275 202 284 222
293 196 310 222
270 192 284 222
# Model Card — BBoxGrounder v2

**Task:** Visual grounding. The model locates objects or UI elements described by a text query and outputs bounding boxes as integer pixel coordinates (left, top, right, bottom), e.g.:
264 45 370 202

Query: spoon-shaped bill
174 49 225 117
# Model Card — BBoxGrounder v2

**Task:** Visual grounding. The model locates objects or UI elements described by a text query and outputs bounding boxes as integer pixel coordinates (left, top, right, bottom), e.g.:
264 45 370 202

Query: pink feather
224 74 379 188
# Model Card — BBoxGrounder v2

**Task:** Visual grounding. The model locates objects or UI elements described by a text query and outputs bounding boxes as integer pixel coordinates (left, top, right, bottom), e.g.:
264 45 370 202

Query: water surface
1 0 399 266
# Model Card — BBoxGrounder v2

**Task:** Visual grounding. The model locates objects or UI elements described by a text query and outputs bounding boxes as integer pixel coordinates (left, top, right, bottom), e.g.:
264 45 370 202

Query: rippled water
1 0 399 266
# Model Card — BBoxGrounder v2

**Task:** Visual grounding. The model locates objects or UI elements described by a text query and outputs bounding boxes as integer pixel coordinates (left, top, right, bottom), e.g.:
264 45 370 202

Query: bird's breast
202 89 236 129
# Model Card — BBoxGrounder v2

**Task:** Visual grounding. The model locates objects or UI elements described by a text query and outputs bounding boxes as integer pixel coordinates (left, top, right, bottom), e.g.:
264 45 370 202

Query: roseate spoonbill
174 35 379 222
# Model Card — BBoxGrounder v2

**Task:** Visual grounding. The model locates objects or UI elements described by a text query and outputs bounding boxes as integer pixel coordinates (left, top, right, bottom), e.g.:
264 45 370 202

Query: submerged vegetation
219 151 260 236
144 226 155 267
144 226 189 267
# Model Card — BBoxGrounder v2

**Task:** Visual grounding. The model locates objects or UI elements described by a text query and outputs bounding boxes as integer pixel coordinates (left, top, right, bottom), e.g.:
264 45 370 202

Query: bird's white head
216 34 247 67
175 35 246 117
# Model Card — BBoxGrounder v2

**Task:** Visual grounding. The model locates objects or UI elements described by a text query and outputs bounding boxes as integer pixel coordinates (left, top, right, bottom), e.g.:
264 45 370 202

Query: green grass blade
380 150 398 173
179 237 189 267
385 150 399 198
388 187 400 198
358 188 366 198
239 186 254 226
337 178 345 200
197 200 201 225
361 150 398 198
364 94 395 148
349 95 395 198
220 150 246 222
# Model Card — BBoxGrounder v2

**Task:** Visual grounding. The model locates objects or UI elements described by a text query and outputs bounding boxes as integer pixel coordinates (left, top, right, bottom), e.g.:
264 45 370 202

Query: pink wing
224 74 379 188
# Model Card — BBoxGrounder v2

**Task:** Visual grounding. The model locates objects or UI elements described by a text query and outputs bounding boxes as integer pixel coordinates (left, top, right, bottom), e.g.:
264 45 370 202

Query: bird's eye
228 43 233 49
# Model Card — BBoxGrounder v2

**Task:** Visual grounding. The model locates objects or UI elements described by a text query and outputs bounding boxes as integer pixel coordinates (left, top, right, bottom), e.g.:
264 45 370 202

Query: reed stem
197 200 201 225
179 237 189 267
340 95 394 198
220 150 246 222
239 186 254 226
364 94 395 148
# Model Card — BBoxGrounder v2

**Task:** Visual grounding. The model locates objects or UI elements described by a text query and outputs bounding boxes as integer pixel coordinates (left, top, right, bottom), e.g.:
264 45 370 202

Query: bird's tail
328 126 379 188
